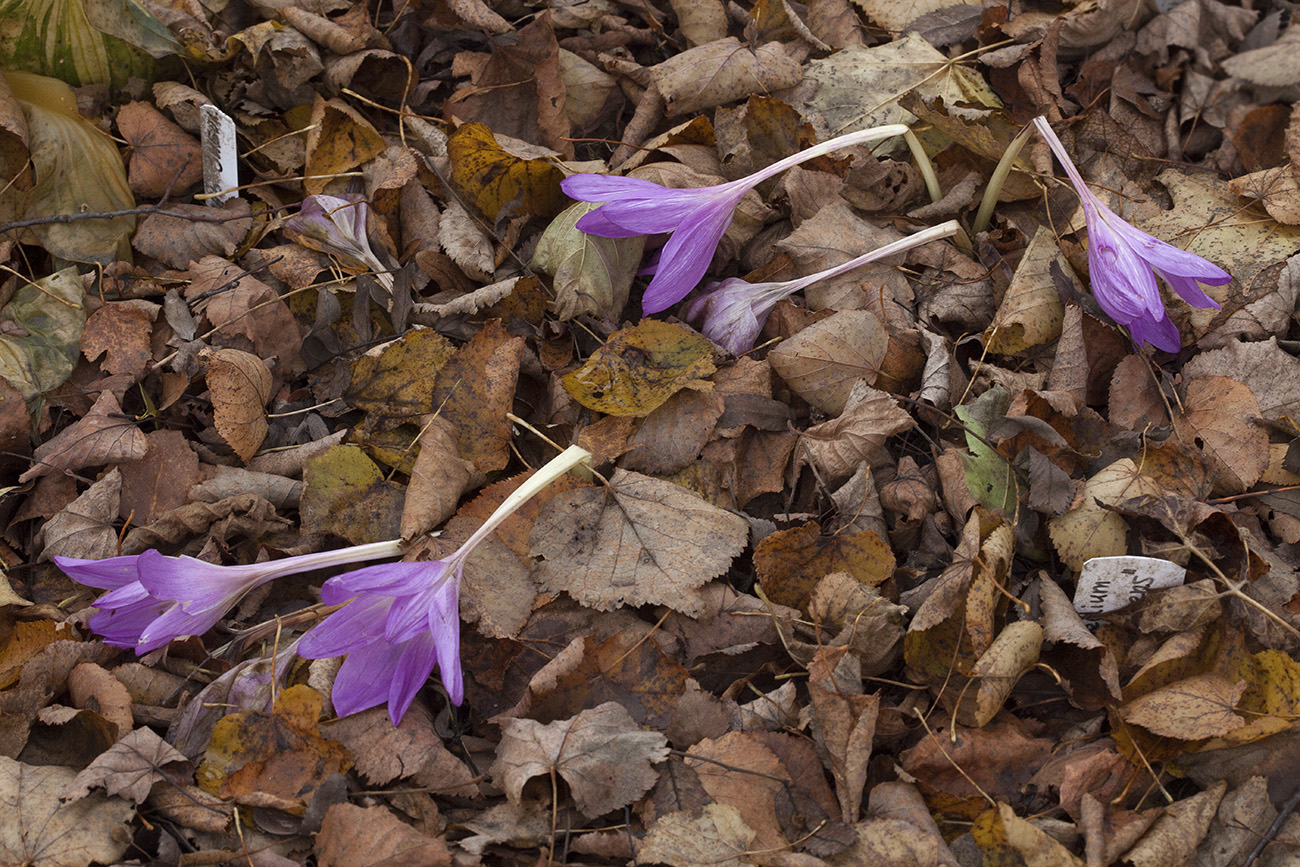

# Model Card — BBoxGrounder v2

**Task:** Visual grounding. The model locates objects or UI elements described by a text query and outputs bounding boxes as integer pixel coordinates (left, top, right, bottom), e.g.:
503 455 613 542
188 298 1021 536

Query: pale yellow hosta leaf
4 71 134 262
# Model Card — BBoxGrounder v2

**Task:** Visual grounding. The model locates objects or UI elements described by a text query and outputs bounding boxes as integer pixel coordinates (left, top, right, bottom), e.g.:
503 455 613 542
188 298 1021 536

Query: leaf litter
3 0 1300 863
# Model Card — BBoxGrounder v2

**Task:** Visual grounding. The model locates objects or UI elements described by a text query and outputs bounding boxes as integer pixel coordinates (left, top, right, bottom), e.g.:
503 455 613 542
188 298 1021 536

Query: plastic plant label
1073 555 1187 615
201 104 238 205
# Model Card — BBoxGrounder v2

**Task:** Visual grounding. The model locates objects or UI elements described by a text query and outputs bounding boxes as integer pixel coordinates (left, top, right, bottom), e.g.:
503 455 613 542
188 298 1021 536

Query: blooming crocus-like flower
298 444 593 724
563 124 913 315
1032 117 1230 352
56 540 406 654
688 220 962 355
285 194 394 291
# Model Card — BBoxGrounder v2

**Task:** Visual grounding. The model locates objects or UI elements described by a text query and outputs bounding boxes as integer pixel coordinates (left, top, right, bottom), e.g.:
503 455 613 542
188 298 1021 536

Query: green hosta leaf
532 201 645 321
955 386 1023 516
5 71 135 262
0 266 86 400
0 0 174 86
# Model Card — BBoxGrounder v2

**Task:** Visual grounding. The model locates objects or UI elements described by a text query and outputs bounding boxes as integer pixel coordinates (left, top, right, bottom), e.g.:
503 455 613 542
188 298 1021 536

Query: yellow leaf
448 122 565 221
563 319 716 417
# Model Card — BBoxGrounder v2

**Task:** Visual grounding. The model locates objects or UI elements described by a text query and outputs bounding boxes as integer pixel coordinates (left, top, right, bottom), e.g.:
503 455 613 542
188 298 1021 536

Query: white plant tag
200 104 238 205
1073 556 1186 615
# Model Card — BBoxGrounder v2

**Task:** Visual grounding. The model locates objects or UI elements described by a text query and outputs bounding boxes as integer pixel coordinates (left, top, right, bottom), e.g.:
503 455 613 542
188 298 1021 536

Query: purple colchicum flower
688 220 961 355
56 540 406 654
298 444 593 725
285 194 394 291
1032 117 1230 352
562 124 911 315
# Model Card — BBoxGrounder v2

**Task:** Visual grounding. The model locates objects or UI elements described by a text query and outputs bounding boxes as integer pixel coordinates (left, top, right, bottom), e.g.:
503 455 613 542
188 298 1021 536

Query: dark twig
1244 784 1300 867
0 203 266 235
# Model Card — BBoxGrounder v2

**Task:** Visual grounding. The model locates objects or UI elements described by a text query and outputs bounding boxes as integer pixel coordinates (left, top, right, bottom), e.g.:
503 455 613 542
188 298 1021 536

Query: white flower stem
745 124 911 187
1031 116 1095 204
458 445 594 554
901 129 942 203
262 538 407 580
972 122 1034 235
784 220 961 293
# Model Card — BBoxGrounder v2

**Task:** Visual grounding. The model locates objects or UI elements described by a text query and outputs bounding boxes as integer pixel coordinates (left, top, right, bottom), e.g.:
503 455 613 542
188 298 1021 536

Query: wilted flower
1032 116 1229 352
563 124 912 314
285 194 394 291
56 540 405 654
688 220 961 355
298 444 593 724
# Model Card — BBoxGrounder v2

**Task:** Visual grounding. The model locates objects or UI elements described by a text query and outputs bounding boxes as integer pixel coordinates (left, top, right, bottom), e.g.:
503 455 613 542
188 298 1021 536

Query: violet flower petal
53 555 142 590
1032 117 1229 352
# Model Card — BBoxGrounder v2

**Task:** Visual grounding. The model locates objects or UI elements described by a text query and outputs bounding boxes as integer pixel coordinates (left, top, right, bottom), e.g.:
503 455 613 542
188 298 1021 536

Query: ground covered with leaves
4 0 1300 863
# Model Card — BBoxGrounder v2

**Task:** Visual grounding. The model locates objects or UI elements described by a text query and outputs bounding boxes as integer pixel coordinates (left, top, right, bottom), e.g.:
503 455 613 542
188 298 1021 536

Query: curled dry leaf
531 201 645 321
531 470 749 616
200 347 271 463
490 702 669 818
400 415 477 540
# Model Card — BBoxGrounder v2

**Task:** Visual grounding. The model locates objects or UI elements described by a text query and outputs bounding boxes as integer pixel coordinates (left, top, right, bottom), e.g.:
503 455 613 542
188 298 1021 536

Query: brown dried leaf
20 390 146 483
650 38 802 117
638 804 755 867
769 310 890 415
1173 376 1268 495
754 521 895 613
807 648 878 823
623 389 725 475
201 348 271 463
0 757 135 867
188 257 302 374
401 416 477 540
64 727 188 804
121 493 289 554
799 380 915 480
490 702 669 817
323 705 475 794
1122 674 1247 740
38 468 121 562
431 319 524 474
304 97 386 196
316 803 452 867
117 429 200 526
67 662 133 737
80 302 155 378
532 470 749 616
686 732 791 850
131 201 253 270
118 101 203 198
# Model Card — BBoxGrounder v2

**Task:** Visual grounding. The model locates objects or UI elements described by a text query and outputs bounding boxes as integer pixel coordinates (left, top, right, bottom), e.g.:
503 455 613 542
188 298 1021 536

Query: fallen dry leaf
0 756 135 867
64 727 189 804
316 802 453 866
532 470 749 616
201 347 271 463
20 391 146 483
491 702 669 817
